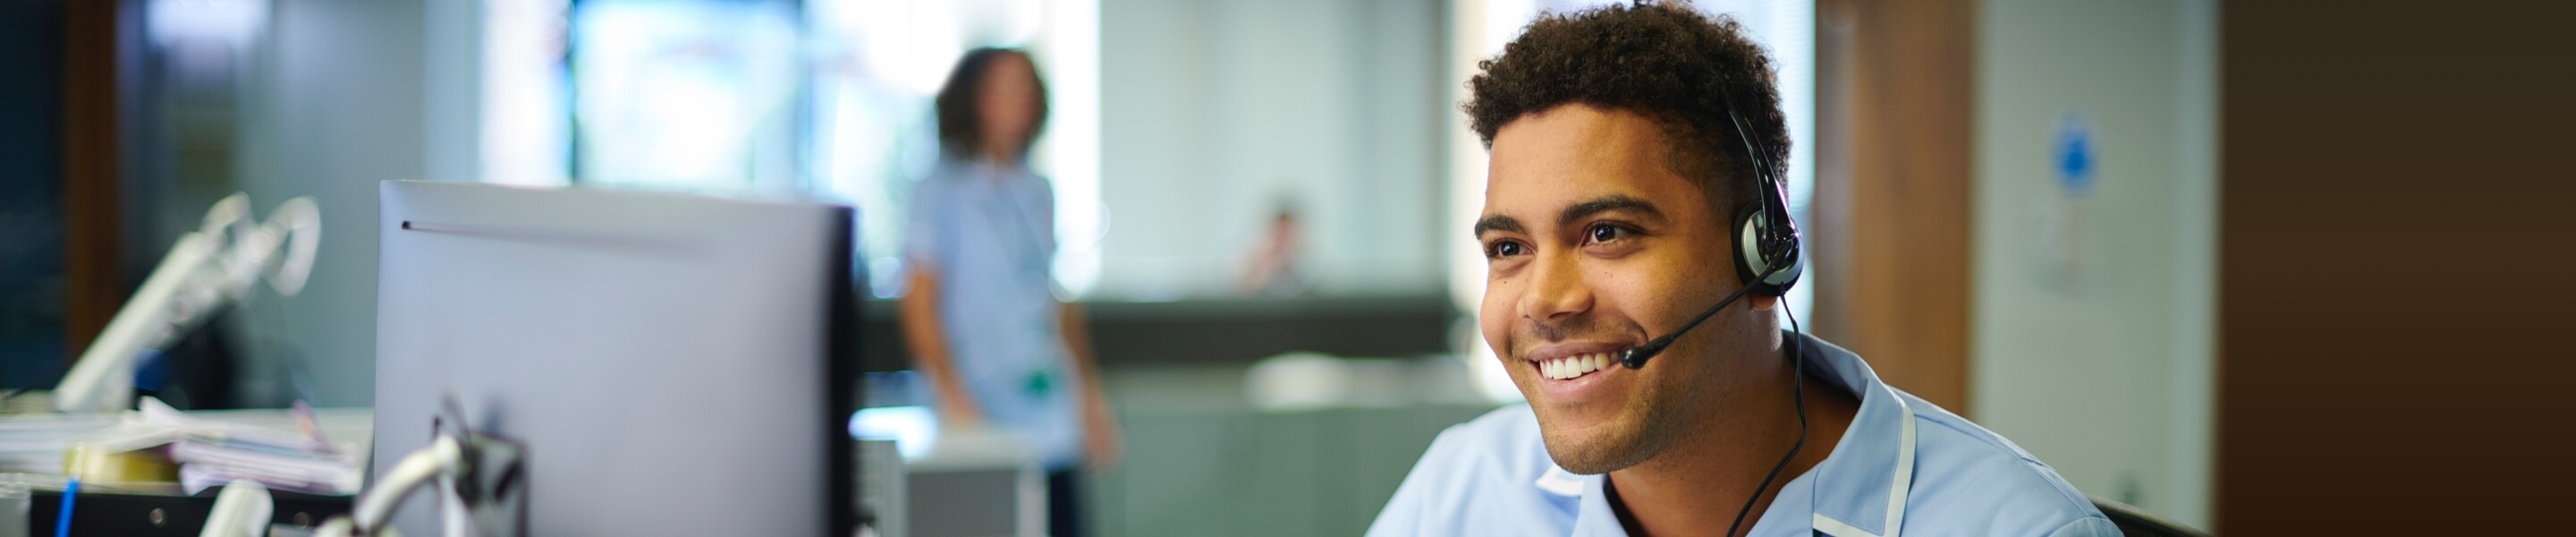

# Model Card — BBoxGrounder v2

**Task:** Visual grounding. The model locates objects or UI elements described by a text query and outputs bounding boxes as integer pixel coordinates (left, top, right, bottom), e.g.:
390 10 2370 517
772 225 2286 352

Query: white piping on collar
1810 388 1919 537
1536 465 1585 497
1884 391 1916 537
1813 514 1876 537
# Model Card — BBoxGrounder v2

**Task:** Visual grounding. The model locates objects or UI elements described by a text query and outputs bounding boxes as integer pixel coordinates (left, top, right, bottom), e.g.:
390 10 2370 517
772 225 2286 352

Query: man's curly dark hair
1466 1 1788 214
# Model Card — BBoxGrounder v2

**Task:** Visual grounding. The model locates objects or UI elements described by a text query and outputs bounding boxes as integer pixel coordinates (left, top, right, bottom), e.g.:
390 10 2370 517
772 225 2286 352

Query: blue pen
55 477 76 537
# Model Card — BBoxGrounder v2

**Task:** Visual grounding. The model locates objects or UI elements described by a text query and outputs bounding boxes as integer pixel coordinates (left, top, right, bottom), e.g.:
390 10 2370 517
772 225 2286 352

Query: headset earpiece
1720 104 1801 298
1732 197 1802 297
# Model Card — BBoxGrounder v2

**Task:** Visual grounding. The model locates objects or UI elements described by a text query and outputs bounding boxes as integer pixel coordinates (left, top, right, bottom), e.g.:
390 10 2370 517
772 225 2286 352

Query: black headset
1727 107 1805 299
1615 105 1804 370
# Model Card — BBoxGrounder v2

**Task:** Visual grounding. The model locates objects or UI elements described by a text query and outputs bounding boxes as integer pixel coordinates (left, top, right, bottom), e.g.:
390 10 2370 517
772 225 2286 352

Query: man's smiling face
1477 104 1749 474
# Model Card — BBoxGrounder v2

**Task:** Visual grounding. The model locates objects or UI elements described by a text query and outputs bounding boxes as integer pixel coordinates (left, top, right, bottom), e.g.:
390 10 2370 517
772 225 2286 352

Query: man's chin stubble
1539 412 1673 474
1546 433 1653 474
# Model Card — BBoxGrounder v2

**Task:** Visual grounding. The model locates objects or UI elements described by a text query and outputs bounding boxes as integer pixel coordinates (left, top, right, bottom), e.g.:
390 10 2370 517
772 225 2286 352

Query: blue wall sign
2055 112 2096 199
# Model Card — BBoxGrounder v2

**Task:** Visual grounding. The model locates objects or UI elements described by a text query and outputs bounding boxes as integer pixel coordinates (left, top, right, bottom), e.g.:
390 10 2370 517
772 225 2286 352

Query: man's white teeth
1539 353 1612 380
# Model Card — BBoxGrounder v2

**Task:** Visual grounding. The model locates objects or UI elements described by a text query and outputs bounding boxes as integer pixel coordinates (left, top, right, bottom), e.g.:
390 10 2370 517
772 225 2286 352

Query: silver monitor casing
375 181 855 535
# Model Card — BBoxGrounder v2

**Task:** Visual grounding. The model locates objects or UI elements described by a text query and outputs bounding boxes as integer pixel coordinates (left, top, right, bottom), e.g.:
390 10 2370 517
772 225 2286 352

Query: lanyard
971 168 1052 293
968 166 1062 400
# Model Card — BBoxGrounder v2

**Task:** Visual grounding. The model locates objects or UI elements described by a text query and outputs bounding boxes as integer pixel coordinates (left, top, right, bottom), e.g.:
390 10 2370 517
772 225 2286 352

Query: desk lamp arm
53 194 318 413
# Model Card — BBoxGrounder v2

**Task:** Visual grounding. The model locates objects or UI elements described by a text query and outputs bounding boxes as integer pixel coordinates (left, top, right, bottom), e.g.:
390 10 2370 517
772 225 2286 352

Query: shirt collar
1537 332 1919 537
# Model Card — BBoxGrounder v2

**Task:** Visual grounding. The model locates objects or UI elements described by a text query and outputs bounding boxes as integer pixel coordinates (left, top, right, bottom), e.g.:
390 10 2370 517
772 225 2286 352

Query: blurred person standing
898 47 1120 537
1237 198 1309 297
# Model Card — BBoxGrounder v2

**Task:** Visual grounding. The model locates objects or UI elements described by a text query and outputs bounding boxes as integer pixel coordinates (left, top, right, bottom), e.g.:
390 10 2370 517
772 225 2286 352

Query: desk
26 489 352 536
0 405 369 536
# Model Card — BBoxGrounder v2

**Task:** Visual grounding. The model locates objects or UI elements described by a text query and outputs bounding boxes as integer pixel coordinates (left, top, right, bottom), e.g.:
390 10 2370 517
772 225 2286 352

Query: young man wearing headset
1368 4 2115 536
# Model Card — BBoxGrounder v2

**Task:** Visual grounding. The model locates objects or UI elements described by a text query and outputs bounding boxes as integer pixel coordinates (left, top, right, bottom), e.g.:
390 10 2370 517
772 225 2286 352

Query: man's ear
1749 293 1781 311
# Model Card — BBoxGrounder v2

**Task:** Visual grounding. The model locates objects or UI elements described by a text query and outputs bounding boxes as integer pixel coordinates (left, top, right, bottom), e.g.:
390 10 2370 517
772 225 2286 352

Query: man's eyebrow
1473 215 1523 236
1559 195 1666 227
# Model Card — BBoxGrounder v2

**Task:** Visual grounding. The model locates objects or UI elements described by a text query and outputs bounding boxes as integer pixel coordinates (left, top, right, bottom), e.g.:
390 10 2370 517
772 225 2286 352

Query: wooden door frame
61 0 123 365
1810 0 1978 414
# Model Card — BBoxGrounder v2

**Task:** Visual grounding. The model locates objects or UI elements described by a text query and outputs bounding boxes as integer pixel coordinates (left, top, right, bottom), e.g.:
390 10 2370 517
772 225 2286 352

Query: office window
570 0 803 191
481 0 1101 296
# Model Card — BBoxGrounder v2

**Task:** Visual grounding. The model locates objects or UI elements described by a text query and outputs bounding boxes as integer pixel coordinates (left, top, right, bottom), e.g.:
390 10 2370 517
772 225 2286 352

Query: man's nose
1517 251 1593 325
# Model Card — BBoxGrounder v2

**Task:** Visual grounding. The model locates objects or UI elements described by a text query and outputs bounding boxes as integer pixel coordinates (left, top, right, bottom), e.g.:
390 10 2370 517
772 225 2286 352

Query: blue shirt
1368 334 2118 536
904 158 1082 469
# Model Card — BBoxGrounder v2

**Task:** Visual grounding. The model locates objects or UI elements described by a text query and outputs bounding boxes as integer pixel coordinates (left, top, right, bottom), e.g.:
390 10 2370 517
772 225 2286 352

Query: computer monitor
375 181 858 535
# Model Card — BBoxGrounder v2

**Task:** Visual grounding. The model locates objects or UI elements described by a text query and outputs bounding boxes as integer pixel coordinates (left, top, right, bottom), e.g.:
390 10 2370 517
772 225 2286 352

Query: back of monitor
376 181 853 535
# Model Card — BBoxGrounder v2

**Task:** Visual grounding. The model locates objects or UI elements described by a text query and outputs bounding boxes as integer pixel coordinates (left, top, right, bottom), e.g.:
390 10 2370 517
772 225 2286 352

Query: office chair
2089 495 2211 537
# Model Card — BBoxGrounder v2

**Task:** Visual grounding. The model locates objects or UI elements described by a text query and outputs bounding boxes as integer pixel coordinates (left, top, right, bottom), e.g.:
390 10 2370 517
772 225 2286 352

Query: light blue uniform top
904 158 1082 470
1368 334 2120 537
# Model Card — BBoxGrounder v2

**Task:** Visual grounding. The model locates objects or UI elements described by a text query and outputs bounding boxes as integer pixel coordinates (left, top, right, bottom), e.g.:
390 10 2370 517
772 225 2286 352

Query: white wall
1970 0 2216 527
227 0 431 407
1097 0 1445 299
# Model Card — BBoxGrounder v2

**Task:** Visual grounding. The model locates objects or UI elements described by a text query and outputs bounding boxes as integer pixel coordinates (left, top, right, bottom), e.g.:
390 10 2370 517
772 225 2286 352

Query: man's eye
1587 223 1628 244
1486 240 1527 259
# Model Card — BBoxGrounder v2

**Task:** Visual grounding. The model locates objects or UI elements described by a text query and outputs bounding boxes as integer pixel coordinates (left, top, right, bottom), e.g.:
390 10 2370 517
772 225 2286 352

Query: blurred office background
4 0 2569 534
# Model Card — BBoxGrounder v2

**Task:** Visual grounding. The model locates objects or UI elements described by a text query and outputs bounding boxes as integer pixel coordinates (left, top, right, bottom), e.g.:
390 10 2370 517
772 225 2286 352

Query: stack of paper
0 413 123 474
141 399 366 495
170 435 363 495
0 399 366 495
